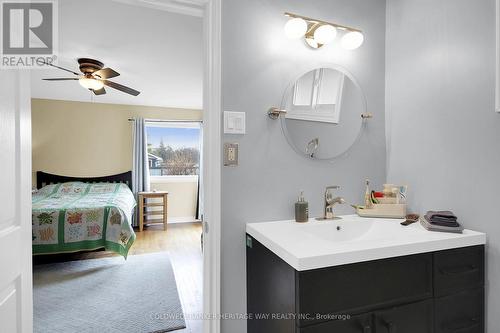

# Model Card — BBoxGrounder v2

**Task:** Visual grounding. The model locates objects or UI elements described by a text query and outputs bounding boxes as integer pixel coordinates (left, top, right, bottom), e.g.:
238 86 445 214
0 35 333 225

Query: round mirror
280 66 368 160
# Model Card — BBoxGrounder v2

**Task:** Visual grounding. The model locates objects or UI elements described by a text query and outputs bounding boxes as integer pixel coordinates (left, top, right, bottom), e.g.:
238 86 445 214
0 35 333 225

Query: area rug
33 252 186 333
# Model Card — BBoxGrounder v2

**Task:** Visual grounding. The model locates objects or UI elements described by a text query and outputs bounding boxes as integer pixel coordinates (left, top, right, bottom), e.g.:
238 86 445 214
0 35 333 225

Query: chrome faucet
316 186 345 220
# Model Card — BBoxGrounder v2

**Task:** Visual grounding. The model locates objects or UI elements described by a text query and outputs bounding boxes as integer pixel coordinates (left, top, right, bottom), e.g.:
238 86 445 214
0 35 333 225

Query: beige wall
32 98 202 219
149 177 199 220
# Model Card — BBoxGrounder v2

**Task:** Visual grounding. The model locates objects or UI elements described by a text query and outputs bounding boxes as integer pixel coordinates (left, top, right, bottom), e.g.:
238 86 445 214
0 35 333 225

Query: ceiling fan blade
42 78 79 81
103 80 140 96
92 87 106 95
43 61 80 76
93 68 120 79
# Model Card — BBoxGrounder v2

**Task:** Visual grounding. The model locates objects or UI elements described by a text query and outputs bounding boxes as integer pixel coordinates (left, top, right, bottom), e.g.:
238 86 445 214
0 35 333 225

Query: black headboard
36 171 133 190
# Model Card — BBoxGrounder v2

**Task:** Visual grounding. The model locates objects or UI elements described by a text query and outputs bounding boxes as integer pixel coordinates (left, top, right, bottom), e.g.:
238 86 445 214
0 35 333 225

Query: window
146 122 201 177
286 68 345 124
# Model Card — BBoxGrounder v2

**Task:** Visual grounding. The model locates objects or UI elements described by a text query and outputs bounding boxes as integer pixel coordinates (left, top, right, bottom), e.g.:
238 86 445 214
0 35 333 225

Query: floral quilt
32 182 136 258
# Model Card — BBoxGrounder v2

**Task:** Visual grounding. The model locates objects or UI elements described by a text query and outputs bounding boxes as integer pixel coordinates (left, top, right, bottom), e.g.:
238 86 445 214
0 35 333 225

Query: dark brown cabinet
296 300 433 333
246 235 484 333
374 300 433 333
434 246 484 297
298 313 372 333
296 253 432 327
435 288 484 333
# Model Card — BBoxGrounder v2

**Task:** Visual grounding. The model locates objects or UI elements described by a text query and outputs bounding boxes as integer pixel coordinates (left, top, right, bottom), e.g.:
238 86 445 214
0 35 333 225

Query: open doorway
0 1 220 332
27 1 211 332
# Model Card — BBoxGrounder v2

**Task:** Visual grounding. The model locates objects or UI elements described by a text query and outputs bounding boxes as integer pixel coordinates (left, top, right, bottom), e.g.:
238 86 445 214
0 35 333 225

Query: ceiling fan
43 58 140 96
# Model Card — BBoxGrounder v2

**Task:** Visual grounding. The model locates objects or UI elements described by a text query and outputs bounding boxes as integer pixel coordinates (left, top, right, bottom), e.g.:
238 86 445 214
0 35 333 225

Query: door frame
201 1 222 332
108 1 222 331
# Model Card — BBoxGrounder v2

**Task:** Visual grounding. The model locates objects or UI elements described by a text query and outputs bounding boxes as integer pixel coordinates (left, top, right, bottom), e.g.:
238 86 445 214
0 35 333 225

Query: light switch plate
224 143 239 166
224 111 246 134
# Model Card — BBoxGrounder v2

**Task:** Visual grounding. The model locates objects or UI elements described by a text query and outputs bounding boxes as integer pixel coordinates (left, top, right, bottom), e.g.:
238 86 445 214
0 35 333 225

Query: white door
0 70 33 333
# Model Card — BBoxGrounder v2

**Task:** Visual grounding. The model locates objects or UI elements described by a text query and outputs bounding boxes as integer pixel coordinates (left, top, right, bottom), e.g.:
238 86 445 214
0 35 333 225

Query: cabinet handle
386 321 396 333
448 317 480 332
440 265 478 276
363 325 371 333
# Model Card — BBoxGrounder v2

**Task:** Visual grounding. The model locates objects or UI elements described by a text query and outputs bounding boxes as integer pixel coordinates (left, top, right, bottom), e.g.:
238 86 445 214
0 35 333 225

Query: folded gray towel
430 220 460 227
421 216 464 234
425 210 457 219
425 210 459 227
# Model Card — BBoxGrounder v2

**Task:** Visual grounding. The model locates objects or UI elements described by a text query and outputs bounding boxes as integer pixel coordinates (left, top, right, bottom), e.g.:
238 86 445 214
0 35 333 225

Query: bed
32 171 136 258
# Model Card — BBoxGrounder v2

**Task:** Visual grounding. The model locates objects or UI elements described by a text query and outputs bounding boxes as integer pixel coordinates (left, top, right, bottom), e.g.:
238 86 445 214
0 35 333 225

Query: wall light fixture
283 12 364 50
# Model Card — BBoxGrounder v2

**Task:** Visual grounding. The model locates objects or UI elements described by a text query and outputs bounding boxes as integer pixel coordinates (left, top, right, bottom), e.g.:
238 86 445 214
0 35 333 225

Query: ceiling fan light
79 77 104 90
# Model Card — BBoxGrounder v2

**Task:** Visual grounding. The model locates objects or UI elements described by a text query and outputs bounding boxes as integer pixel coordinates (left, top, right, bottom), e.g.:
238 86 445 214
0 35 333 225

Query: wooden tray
357 203 407 219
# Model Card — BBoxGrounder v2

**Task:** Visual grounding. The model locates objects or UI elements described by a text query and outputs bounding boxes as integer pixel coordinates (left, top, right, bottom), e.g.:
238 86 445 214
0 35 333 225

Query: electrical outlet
228 147 236 161
224 143 239 166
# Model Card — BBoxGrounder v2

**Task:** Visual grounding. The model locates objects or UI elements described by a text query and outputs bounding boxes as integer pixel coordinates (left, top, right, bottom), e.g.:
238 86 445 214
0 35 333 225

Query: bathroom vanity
246 216 486 333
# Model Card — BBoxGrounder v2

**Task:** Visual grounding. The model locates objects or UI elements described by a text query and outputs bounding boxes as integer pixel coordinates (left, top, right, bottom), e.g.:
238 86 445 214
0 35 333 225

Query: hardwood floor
33 222 204 333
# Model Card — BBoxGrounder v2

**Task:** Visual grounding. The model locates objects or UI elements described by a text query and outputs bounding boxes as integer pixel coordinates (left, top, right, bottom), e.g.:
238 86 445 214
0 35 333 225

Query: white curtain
132 118 150 226
197 123 204 220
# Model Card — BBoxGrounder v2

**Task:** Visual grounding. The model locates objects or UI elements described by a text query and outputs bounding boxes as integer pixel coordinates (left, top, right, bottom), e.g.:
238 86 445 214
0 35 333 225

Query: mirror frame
280 64 369 161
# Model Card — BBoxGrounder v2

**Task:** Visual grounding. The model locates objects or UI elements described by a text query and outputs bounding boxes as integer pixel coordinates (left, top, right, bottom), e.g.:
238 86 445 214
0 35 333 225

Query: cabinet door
434 245 484 297
247 236 296 333
435 288 484 333
374 300 433 333
298 313 372 333
297 253 432 326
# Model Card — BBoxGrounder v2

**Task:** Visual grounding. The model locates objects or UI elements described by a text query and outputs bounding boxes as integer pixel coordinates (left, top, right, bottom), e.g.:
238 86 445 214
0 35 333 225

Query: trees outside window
146 124 201 176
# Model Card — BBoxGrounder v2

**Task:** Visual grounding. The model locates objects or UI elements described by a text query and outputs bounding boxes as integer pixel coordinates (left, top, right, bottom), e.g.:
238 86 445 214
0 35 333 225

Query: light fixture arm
305 22 321 38
284 12 362 33
268 107 287 120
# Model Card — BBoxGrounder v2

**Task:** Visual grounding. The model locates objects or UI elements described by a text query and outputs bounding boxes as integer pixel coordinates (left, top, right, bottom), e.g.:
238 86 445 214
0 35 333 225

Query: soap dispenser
295 191 309 223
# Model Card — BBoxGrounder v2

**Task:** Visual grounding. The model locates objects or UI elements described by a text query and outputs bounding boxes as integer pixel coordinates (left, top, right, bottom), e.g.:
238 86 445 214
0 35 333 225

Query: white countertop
246 215 486 271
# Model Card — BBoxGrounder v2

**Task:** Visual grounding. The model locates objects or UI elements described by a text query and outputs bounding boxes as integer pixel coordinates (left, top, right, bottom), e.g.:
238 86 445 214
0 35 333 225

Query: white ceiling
31 0 203 109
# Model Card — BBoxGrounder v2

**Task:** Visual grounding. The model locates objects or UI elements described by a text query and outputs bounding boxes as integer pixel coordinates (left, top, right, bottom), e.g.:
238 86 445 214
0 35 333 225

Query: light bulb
284 17 307 39
341 31 364 50
313 24 337 45
79 77 104 90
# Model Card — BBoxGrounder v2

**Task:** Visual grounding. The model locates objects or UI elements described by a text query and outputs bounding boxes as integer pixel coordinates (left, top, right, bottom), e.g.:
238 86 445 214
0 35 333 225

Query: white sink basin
301 218 376 243
246 215 486 271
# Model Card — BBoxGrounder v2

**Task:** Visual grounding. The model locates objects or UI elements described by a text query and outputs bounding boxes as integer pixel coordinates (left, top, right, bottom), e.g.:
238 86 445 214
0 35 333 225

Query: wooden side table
138 191 168 232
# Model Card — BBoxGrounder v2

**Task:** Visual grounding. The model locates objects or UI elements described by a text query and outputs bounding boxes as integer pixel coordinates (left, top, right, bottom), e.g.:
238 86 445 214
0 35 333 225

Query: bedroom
29 0 204 332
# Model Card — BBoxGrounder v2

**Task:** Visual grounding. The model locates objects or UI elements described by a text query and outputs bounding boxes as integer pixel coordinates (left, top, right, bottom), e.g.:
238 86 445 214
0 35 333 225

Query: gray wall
386 0 499 331
222 0 387 331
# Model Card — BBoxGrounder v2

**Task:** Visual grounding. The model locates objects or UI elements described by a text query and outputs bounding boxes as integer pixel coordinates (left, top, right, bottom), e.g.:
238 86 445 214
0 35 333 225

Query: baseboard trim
169 216 200 224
